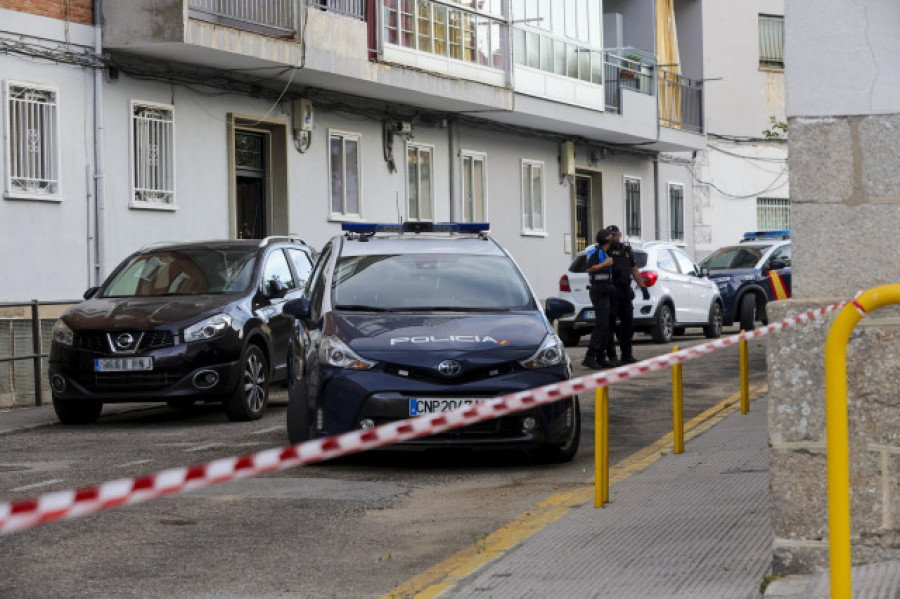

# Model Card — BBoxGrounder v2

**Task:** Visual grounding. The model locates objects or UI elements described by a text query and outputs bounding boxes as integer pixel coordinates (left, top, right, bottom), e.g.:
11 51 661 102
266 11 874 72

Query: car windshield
101 248 257 297
569 249 648 273
698 245 767 270
332 254 534 311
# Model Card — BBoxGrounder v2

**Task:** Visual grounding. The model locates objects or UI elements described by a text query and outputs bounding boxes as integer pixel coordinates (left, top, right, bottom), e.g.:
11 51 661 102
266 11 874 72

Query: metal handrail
658 68 703 133
187 0 297 36
307 0 366 20
1 299 79 407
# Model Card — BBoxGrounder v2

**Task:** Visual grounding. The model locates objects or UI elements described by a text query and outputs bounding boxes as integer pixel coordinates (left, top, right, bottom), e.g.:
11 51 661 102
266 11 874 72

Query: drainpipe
92 0 105 286
448 119 458 222
653 155 660 240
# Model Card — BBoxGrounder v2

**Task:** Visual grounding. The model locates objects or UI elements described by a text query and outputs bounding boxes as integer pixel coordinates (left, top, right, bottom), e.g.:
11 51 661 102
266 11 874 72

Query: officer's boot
581 349 602 370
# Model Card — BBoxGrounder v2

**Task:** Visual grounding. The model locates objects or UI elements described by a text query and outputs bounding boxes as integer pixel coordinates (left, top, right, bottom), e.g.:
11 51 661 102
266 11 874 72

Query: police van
282 222 580 461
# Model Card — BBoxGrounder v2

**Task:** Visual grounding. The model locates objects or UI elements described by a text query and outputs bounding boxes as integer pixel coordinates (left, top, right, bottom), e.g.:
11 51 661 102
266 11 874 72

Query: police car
697 231 792 330
282 222 581 461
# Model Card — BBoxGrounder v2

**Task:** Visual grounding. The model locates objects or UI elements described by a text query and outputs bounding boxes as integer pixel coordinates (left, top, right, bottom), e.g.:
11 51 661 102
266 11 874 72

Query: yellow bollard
594 386 609 507
824 284 900 598
740 332 749 414
672 346 684 454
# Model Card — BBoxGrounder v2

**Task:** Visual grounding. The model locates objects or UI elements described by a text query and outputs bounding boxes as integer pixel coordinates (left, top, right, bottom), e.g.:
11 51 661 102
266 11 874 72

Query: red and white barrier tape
0 299 849 535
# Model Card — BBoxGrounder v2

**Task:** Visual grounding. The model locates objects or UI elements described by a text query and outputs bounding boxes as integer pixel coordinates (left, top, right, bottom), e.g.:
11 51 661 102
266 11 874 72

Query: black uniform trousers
587 283 613 357
607 285 635 360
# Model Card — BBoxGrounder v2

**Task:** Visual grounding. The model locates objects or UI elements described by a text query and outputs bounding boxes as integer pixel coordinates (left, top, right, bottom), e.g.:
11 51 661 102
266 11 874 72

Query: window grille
329 132 361 217
669 184 684 241
7 84 59 197
757 197 790 230
132 103 175 206
521 160 544 233
625 177 641 238
759 14 784 68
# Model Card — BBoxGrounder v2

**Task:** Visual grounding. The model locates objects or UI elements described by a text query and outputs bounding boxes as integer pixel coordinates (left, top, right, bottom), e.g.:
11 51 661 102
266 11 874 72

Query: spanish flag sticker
768 270 791 300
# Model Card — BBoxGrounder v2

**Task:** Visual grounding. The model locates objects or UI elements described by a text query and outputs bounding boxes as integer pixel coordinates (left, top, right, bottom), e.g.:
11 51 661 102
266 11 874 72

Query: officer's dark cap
606 225 621 234
595 230 610 245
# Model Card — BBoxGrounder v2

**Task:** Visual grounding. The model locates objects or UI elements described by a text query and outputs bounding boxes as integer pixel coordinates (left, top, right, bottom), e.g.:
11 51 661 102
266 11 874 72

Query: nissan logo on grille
437 360 462 378
115 333 135 350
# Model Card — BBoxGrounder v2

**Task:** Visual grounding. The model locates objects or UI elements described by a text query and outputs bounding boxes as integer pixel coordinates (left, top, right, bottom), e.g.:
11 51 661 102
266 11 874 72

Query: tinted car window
671 249 697 276
699 245 767 270
308 243 333 315
287 248 314 287
769 244 791 266
261 249 295 296
333 254 533 310
633 250 648 268
101 249 256 297
656 249 678 272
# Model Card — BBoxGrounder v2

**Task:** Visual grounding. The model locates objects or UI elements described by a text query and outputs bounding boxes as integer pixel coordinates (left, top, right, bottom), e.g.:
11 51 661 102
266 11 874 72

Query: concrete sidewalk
441 398 774 598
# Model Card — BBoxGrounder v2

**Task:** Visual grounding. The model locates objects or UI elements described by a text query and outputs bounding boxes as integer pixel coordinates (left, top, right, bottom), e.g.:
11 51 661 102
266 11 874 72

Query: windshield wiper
401 306 509 312
335 304 391 312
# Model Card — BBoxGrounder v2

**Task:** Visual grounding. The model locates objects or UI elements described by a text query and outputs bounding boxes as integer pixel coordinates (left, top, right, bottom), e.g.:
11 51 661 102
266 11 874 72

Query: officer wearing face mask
605 225 650 365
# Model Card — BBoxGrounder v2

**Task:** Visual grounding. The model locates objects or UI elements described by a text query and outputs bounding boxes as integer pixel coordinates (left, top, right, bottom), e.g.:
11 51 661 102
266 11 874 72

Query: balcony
658 69 703 133
187 0 297 37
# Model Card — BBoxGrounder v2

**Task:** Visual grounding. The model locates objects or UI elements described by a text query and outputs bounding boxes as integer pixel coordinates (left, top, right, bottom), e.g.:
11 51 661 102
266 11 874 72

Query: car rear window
569 249 647 273
332 254 534 311
101 249 257 297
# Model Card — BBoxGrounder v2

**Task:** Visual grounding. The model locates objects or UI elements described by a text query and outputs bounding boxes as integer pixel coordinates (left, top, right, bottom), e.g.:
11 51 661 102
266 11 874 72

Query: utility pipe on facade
448 119 458 222
92 0 106 287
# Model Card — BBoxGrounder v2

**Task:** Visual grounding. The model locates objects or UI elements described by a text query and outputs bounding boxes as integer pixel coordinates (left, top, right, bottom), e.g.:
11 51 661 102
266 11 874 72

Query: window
656 249 677 273
624 177 641 238
757 197 790 230
131 101 175 207
669 183 684 241
521 160 544 233
261 249 295 297
329 131 361 218
407 144 433 221
287 248 314 288
461 151 487 222
671 248 698 277
759 14 784 69
769 244 791 268
6 83 60 199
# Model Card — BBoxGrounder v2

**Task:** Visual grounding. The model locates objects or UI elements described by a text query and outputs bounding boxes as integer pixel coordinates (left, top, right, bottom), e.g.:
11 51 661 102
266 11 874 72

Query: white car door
654 248 693 323
671 248 714 322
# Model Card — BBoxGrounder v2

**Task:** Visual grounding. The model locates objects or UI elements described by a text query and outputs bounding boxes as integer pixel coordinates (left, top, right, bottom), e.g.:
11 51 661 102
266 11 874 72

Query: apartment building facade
0 0 706 302
693 0 788 256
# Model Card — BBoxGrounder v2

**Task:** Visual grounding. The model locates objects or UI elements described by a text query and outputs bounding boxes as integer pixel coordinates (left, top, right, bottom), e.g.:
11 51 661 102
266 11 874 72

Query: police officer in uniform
581 229 616 370
605 225 651 365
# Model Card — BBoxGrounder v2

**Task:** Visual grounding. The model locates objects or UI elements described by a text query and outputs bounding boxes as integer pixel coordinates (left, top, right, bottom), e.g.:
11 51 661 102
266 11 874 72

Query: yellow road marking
381 383 768 599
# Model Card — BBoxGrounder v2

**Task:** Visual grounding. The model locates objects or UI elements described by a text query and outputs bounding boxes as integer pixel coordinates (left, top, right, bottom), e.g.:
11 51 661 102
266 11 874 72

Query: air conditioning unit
292 98 314 133
393 120 413 135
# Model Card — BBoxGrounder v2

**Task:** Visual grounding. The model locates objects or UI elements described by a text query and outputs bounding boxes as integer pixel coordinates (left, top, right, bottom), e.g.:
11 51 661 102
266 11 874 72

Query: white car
555 241 723 346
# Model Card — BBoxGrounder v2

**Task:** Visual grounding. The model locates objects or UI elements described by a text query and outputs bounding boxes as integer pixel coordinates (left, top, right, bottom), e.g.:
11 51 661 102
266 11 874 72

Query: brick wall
0 0 94 25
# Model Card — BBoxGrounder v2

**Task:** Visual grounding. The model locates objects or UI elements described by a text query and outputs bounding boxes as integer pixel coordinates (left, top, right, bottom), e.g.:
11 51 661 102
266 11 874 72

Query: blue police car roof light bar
741 229 790 241
341 222 490 235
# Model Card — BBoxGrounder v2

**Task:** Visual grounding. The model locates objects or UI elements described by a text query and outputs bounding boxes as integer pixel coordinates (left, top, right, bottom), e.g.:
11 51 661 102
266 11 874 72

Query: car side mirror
545 297 575 321
767 259 787 271
83 287 99 299
284 297 312 321
699 266 710 278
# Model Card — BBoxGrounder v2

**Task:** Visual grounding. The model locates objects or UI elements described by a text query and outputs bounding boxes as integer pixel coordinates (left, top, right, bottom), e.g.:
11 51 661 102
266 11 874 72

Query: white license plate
583 310 595 320
94 357 154 372
409 398 487 416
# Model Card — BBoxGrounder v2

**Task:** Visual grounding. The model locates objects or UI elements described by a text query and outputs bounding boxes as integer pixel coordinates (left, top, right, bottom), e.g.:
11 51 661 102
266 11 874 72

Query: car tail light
640 270 659 287
559 274 571 292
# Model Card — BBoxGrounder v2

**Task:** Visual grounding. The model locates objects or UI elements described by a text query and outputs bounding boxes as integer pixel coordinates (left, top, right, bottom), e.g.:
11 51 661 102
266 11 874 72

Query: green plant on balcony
620 54 643 79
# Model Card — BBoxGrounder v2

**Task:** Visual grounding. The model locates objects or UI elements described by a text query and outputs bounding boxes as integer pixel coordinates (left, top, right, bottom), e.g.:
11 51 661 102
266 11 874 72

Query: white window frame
129 100 176 211
461 150 488 223
757 197 790 230
668 182 685 243
521 159 546 236
623 176 642 240
406 142 435 222
759 14 784 70
327 129 363 221
4 81 62 202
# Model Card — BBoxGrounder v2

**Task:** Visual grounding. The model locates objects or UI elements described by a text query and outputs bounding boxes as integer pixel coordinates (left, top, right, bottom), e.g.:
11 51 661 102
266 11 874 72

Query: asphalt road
0 327 767 598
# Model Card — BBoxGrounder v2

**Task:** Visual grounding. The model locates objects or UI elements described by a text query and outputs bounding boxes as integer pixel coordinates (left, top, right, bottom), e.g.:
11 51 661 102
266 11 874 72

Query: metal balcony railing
603 52 653 114
658 69 703 133
188 0 297 37
307 0 366 20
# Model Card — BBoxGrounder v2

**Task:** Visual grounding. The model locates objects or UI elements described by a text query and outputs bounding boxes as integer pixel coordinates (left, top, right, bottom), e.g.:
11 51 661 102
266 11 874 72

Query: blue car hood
332 312 549 365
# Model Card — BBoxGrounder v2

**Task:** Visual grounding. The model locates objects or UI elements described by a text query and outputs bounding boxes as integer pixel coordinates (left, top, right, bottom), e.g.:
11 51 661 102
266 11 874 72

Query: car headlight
52 319 74 347
183 314 233 343
319 335 375 370
520 334 566 369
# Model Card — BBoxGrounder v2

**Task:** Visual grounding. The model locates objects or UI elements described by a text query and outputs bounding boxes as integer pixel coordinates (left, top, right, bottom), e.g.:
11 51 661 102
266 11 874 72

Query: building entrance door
235 131 268 239
575 175 593 252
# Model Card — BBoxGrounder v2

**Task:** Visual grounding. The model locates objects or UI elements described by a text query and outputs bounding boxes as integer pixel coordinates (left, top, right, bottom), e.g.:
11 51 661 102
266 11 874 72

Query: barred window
669 183 684 241
407 143 433 221
759 14 784 69
329 131 361 217
132 102 175 207
6 83 60 198
625 177 642 238
462 151 487 222
757 197 790 230
521 160 544 233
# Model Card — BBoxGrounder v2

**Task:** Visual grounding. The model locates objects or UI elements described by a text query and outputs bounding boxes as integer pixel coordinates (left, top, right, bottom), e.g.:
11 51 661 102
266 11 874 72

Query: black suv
49 237 316 424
